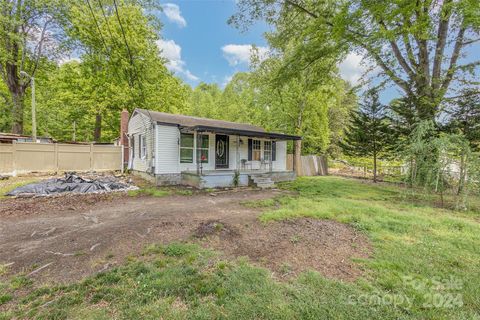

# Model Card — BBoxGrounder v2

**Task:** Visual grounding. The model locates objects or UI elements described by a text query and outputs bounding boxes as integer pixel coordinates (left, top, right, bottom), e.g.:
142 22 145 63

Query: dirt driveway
0 189 370 284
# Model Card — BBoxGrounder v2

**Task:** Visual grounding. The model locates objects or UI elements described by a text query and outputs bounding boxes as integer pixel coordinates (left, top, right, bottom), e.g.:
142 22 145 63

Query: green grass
0 178 38 199
2 177 480 319
127 187 170 198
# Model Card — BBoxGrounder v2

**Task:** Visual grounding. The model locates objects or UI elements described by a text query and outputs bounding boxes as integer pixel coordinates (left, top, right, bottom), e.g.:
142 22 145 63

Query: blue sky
156 1 479 103
156 1 269 87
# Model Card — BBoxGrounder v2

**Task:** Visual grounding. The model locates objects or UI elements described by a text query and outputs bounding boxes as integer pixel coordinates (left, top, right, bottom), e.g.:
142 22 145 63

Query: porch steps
249 174 275 189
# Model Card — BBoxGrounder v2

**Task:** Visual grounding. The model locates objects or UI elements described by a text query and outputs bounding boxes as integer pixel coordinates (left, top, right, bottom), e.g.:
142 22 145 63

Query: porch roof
182 125 302 141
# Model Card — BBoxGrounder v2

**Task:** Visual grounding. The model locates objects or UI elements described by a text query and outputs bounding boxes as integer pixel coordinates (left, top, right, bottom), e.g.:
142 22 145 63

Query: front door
215 135 229 169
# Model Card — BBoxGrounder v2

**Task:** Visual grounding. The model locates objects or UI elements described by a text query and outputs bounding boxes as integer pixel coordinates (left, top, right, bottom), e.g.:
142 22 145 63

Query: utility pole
20 71 36 142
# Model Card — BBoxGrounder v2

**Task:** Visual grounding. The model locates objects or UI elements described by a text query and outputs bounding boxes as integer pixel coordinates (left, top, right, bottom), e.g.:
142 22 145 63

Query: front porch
181 170 296 189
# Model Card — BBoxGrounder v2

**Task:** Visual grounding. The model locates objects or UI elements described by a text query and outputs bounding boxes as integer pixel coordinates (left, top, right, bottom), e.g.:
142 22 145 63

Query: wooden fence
0 142 122 175
287 154 328 176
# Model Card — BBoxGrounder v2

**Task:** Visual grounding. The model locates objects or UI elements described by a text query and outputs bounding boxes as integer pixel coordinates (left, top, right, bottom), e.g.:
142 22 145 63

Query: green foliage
403 120 480 208
444 89 480 151
342 89 393 181
0 1 189 141
233 170 240 187
231 0 480 124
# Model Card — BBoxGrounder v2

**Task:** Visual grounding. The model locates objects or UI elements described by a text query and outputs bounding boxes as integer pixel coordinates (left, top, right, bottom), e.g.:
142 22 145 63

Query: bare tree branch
284 0 318 19
441 26 466 93
378 20 416 80
432 0 452 90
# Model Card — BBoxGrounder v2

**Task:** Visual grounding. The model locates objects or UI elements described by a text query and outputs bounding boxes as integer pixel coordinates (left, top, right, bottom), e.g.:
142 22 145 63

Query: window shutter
248 138 252 161
272 141 276 161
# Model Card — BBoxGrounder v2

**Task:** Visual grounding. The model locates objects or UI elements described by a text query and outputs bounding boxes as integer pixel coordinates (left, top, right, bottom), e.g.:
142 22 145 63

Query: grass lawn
1 176 479 319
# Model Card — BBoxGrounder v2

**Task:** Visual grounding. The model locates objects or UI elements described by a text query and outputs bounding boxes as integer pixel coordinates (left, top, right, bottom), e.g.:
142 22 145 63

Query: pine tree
445 89 480 151
388 96 420 153
341 89 392 182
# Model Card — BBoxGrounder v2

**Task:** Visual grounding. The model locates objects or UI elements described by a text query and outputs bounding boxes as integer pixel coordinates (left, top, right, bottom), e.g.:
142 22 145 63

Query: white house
125 108 301 188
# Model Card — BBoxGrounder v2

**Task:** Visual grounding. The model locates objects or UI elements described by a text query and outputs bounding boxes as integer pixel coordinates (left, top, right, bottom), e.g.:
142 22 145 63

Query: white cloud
57 56 81 65
338 52 369 85
157 39 199 82
162 3 186 28
221 74 233 88
221 44 268 66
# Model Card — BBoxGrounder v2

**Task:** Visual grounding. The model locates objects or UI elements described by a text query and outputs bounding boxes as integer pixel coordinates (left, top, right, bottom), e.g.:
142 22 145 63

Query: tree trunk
93 113 102 142
11 88 25 134
373 151 377 183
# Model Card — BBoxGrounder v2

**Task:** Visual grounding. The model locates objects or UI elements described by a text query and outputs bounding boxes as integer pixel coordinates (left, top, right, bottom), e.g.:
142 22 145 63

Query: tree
327 81 357 158
13 0 190 142
445 89 480 150
388 96 420 153
189 83 223 119
342 89 392 182
0 0 67 134
230 0 480 123
444 88 480 194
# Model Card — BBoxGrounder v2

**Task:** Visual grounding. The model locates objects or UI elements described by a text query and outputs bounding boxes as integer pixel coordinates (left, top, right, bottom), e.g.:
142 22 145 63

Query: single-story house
124 108 301 188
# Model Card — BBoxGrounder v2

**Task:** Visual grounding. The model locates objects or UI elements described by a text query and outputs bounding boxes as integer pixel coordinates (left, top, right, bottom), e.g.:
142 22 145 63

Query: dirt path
0 189 370 284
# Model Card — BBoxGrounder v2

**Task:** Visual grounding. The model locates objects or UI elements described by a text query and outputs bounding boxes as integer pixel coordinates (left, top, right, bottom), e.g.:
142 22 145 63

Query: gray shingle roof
136 109 265 132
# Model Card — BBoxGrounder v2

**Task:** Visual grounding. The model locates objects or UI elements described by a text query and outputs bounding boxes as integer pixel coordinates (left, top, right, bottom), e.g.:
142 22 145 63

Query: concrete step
248 174 275 188
256 182 274 189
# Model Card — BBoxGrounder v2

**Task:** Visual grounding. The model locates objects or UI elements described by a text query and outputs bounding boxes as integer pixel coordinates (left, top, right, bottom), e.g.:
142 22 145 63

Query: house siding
128 112 154 173
155 124 180 174
150 125 288 175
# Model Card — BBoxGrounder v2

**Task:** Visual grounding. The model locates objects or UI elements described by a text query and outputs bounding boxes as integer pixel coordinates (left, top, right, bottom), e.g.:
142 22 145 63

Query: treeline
0 0 356 158
0 0 188 142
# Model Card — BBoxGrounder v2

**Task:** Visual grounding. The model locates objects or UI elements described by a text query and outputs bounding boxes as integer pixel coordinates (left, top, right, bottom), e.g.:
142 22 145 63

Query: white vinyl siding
153 126 289 174
155 124 180 174
128 112 153 172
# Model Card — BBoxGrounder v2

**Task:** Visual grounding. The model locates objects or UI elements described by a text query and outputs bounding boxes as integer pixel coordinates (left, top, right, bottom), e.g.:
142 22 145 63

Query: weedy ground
1 176 479 319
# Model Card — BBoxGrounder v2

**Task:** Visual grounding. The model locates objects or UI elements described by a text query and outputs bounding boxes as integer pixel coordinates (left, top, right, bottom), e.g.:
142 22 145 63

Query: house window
140 134 147 159
198 134 209 163
180 133 194 163
252 139 261 161
264 141 272 160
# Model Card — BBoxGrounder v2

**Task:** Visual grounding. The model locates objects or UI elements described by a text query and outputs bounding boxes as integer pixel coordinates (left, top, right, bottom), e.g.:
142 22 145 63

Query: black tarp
6 173 130 196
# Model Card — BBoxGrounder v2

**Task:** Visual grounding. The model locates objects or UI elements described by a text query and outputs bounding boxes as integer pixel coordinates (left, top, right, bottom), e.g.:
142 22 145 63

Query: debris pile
6 172 136 197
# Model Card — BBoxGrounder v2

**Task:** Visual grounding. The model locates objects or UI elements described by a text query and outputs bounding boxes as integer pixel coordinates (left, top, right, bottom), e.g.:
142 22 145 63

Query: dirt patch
0 189 282 284
194 218 371 281
0 187 371 287
193 220 239 239
0 192 128 217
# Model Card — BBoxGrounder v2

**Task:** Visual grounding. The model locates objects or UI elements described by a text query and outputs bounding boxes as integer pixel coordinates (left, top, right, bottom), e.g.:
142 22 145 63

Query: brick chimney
120 109 129 167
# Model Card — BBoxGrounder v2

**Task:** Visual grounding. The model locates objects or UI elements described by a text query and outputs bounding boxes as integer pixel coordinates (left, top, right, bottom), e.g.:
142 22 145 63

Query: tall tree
444 88 480 150
342 89 392 182
388 96 420 153
230 0 480 122
0 0 66 134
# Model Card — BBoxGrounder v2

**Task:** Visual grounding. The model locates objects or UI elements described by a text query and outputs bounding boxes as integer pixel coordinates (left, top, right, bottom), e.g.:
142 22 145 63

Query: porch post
195 130 200 175
236 135 240 171
269 140 273 172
